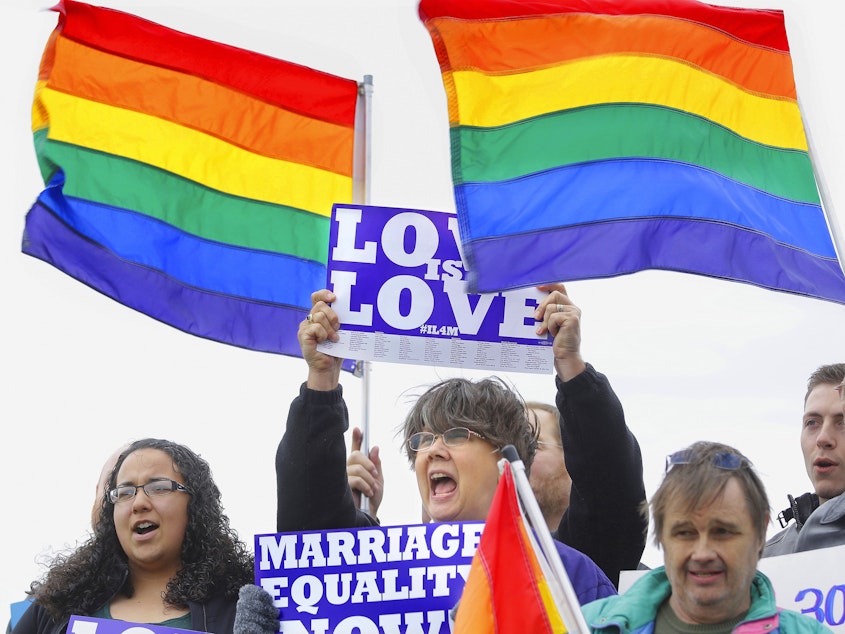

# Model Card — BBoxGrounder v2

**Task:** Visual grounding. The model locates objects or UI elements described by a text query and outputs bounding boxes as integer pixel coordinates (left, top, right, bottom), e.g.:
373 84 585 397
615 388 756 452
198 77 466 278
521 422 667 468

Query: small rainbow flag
25 0 360 356
419 0 845 304
454 461 567 633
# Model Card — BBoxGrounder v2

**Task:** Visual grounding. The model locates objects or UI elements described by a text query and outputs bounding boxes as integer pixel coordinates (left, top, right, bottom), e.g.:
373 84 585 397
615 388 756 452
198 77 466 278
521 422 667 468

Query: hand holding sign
533 284 587 383
299 289 344 391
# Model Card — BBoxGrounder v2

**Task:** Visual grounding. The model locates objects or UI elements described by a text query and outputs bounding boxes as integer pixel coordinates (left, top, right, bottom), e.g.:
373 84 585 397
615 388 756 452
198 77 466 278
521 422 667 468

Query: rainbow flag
419 0 845 304
25 0 361 356
454 461 566 633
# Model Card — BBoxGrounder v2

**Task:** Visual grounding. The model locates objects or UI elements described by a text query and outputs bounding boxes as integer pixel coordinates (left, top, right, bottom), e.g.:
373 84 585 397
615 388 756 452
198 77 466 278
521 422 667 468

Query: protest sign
619 545 845 633
68 616 196 634
758 544 845 631
255 522 484 633
316 204 554 374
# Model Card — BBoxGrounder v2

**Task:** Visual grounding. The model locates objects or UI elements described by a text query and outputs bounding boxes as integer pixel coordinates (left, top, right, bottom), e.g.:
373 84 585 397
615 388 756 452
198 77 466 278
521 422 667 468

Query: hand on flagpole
299 289 344 391
347 426 384 518
534 283 586 382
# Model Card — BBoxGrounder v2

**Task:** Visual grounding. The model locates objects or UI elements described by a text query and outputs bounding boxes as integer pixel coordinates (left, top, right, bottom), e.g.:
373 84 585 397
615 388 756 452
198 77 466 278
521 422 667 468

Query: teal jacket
581 567 832 634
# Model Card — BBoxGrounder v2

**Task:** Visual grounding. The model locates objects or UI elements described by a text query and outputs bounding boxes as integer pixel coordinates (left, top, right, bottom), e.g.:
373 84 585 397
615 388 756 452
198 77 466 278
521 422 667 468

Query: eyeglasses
665 450 748 473
407 427 487 452
108 478 191 504
836 383 845 403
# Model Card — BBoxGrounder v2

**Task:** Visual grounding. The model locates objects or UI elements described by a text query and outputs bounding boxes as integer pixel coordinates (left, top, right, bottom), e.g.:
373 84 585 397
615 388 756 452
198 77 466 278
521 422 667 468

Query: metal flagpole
502 445 589 633
353 75 374 513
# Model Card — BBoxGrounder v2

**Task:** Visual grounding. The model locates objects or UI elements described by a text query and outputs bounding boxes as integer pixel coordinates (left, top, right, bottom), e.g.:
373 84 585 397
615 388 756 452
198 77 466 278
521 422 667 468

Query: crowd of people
9 285 845 634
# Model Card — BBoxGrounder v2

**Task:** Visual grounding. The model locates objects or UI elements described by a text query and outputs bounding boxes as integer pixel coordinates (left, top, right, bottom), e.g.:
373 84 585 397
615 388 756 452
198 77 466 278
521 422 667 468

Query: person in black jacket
13 438 253 634
341 284 648 587
532 284 647 587
277 288 619 605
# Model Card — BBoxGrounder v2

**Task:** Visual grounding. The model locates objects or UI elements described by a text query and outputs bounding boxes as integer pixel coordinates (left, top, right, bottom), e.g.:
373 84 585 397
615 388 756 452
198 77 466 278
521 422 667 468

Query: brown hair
524 401 562 446
402 376 538 472
805 363 845 404
649 441 769 548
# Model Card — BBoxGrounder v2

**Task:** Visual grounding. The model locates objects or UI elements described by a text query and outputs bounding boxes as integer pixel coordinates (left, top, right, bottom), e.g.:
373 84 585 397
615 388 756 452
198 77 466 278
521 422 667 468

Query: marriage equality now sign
315 204 554 374
255 522 484 633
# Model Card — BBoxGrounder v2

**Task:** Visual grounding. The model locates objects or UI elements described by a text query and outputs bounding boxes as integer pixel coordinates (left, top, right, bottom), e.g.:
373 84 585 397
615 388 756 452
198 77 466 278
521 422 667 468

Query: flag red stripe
56 0 358 127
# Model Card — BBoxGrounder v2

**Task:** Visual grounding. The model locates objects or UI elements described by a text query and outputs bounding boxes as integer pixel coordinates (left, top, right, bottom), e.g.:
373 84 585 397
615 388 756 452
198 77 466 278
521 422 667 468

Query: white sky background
3 0 845 614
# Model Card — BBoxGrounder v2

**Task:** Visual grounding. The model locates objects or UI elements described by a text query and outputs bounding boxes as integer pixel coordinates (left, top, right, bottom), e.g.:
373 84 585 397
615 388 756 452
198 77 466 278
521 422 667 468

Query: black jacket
274 381 617 606
276 363 647 587
552 364 647 587
276 382 375 532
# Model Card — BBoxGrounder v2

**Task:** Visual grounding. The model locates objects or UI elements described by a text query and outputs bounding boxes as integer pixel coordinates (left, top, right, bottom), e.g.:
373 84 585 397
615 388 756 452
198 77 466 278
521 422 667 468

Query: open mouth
135 521 158 535
430 473 457 497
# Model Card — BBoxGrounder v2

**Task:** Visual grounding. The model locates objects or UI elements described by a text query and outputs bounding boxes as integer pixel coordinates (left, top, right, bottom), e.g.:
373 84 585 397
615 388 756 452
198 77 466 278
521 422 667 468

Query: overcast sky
3 0 845 614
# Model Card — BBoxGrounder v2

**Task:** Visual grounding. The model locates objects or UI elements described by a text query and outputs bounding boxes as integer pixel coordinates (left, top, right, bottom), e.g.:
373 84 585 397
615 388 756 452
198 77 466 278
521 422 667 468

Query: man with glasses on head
582 441 832 634
276 288 617 605
763 363 845 557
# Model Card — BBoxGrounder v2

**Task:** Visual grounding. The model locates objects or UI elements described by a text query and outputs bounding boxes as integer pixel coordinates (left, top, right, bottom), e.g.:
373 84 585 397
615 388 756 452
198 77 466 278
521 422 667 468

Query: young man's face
801 383 845 504
661 478 763 625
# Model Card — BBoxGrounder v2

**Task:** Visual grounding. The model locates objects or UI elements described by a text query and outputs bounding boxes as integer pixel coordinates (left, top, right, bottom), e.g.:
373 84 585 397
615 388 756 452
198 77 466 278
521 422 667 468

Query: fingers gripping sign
300 289 344 390
533 283 586 381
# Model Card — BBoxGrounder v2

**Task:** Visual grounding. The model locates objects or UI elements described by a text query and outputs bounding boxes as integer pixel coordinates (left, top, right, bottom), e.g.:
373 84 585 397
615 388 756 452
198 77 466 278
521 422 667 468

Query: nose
817 420 839 449
130 488 152 511
427 435 450 458
690 537 717 562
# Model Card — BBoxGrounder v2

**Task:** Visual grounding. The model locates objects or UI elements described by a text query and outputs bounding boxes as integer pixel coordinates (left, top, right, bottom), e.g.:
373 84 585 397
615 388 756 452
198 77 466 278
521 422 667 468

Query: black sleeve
276 382 377 532
553 363 647 588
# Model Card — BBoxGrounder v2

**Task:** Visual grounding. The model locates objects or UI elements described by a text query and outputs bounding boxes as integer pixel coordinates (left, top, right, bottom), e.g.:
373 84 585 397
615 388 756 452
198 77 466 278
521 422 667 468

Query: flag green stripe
453 103 819 205
35 130 330 264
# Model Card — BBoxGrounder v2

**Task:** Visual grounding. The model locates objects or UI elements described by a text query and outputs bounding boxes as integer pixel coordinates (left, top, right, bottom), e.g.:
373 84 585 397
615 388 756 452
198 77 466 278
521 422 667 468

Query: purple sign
68 617 196 634
320 204 553 373
255 522 484 633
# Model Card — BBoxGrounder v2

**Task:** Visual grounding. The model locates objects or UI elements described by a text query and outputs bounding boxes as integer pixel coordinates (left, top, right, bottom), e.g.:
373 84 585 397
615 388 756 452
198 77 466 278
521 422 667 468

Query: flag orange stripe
427 13 795 99
454 557 497 630
48 36 353 176
454 463 560 633
419 0 790 51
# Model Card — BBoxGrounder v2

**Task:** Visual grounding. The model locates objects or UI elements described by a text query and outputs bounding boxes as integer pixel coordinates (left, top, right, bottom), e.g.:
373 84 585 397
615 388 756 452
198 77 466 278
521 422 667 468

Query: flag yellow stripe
517 518 566 632
37 87 350 216
48 36 354 176
449 54 806 151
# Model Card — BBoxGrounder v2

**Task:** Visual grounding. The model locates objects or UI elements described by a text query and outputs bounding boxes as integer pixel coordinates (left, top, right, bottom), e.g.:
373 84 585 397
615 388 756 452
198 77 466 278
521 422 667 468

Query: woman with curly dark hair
13 438 254 634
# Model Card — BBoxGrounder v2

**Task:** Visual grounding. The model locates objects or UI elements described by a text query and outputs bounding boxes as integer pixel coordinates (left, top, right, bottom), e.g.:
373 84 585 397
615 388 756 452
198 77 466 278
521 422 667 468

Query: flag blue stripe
456 159 834 258
38 179 324 308
23 199 309 355
464 216 845 302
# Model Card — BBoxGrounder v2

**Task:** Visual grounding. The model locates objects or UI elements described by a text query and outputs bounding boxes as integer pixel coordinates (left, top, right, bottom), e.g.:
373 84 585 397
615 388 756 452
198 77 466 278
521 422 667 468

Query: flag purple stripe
22 199 359 366
465 217 845 303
